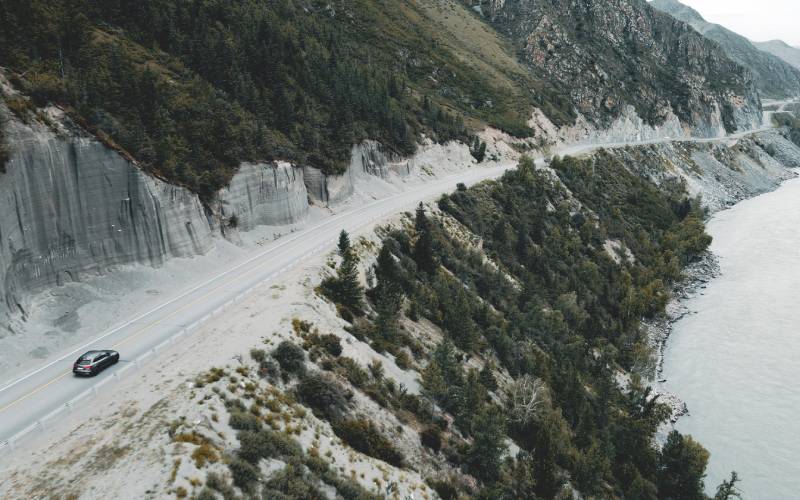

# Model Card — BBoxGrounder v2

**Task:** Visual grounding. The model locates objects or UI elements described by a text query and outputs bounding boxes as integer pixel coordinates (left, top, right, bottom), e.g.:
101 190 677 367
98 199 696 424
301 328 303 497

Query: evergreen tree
657 431 710 500
413 203 437 274
467 405 507 482
320 230 363 315
470 136 487 162
336 240 363 314
337 230 351 258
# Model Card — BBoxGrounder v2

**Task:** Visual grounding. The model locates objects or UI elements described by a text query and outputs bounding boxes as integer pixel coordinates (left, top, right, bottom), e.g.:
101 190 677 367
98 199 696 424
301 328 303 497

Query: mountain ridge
466 0 762 135
755 39 800 70
651 0 800 98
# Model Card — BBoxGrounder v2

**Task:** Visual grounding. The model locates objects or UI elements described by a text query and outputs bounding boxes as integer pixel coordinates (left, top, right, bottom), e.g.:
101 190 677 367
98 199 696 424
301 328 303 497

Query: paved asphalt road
0 104 792 453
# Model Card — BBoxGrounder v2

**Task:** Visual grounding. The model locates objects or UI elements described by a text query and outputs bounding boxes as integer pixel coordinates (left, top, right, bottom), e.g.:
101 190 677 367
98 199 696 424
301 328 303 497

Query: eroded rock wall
0 113 214 319
217 162 308 231
304 141 400 205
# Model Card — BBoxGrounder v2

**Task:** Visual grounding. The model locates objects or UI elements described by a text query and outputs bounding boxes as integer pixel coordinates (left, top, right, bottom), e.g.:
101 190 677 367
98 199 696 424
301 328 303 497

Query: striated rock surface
0 110 213 320
469 0 762 134
303 141 402 205
217 162 308 231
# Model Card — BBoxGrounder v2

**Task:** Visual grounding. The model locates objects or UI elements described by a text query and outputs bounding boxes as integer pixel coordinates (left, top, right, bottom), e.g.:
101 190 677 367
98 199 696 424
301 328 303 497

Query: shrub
332 418 404 467
229 411 261 431
295 372 351 422
250 348 267 363
196 488 216 500
238 429 302 463
318 334 343 356
333 357 369 388
273 341 306 375
428 478 459 500
420 426 442 453
395 350 412 370
263 463 326 500
363 384 388 408
304 332 343 357
205 472 235 498
192 442 219 468
368 360 385 380
400 393 424 416
229 457 259 489
259 358 281 380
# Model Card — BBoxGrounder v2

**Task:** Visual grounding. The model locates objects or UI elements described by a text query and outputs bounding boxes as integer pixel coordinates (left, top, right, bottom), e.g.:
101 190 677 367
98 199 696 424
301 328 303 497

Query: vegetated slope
651 0 800 99
465 0 762 133
302 153 719 498
0 0 571 198
754 40 800 71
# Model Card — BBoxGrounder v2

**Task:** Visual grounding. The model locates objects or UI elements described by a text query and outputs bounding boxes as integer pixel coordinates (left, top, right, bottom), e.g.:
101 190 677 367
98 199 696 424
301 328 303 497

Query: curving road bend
0 108 792 454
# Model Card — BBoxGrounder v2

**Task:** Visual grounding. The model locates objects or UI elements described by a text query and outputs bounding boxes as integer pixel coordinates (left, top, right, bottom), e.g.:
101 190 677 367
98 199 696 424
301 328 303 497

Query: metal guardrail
0 208 397 454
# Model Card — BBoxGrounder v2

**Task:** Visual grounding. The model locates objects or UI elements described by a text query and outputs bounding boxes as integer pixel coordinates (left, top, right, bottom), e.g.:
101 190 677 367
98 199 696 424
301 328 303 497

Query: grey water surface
664 174 800 498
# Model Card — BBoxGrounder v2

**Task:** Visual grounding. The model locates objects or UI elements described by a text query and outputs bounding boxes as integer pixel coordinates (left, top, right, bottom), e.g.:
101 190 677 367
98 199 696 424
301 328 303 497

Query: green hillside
0 0 571 197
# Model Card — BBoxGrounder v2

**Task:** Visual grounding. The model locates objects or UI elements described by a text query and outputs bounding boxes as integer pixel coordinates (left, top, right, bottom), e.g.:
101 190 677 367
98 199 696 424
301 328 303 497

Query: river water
663 173 800 498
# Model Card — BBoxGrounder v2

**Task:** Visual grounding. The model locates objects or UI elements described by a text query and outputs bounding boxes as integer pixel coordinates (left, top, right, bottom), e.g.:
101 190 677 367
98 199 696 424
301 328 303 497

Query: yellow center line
0 242 301 416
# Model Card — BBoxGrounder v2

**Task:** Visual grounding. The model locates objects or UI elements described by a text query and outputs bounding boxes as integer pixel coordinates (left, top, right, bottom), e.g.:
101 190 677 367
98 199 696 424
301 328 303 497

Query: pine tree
374 244 402 296
413 203 437 274
337 230 351 257
320 230 363 315
467 405 507 481
657 431 710 500
336 238 363 314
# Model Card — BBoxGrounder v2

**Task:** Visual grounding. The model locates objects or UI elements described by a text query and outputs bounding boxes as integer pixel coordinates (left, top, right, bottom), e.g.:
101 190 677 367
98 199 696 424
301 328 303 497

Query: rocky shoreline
648 252 721 423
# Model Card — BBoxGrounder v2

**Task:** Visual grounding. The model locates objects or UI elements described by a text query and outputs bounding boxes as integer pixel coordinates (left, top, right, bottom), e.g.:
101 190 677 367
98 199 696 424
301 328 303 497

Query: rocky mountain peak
466 0 762 134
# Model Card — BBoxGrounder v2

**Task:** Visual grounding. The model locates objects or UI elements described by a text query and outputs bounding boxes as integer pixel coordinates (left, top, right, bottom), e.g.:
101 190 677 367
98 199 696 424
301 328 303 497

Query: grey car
73 350 120 376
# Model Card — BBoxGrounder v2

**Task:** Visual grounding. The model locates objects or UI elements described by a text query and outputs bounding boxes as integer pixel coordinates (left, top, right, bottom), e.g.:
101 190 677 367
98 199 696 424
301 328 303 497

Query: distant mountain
755 40 800 70
468 0 761 133
651 0 800 98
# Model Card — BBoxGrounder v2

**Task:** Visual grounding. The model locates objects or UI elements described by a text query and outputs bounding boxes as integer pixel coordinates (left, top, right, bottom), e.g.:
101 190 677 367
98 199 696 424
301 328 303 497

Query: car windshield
78 357 93 363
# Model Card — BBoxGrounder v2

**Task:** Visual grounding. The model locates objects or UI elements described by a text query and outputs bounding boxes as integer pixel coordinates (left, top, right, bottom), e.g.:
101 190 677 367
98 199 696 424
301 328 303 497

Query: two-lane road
0 160 517 449
0 112 791 453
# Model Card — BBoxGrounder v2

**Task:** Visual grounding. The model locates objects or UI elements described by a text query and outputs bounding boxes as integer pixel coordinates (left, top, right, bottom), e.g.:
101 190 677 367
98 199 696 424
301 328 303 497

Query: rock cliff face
467 0 762 134
217 162 308 231
0 111 214 319
303 141 398 205
0 107 408 327
651 0 800 99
